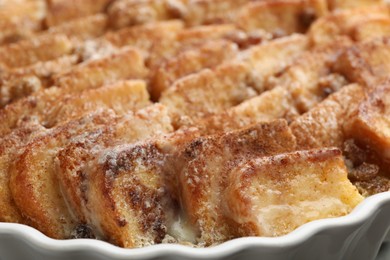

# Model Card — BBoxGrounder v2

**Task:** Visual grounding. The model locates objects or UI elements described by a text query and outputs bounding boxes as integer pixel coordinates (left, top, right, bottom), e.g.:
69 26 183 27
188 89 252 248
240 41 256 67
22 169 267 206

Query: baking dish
0 191 389 260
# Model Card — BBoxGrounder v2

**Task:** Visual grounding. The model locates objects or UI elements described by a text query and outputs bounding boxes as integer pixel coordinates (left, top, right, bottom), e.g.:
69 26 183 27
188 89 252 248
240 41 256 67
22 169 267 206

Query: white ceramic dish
0 192 389 260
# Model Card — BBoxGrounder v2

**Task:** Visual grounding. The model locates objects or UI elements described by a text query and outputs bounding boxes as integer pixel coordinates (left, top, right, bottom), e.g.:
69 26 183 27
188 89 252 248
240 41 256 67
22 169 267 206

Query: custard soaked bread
0 0 388 249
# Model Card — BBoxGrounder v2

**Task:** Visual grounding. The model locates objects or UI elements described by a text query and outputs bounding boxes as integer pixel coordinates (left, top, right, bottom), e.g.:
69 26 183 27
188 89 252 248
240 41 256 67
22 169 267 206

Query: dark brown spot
70 224 96 239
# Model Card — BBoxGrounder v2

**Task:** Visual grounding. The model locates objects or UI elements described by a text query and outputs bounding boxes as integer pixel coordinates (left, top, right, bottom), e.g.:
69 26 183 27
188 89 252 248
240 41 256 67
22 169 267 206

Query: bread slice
184 0 251 26
45 0 112 27
194 86 298 135
237 0 328 36
56 104 173 224
0 55 79 107
177 120 296 245
46 80 151 127
0 79 150 225
224 148 363 237
9 110 117 239
150 40 239 100
108 0 187 29
176 24 238 43
351 17 390 42
308 6 389 46
334 38 390 87
0 71 148 138
0 34 73 69
105 20 184 50
82 141 174 247
327 0 383 10
0 121 47 223
189 39 350 134
46 14 108 42
236 33 309 92
0 0 46 45
160 62 257 120
276 38 351 113
65 121 207 247
159 34 312 121
53 46 147 91
347 84 390 162
290 84 366 149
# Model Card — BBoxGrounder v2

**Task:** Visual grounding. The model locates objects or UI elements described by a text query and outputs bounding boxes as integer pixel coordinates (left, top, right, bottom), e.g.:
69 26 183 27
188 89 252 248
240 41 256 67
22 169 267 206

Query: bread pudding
0 0 389 248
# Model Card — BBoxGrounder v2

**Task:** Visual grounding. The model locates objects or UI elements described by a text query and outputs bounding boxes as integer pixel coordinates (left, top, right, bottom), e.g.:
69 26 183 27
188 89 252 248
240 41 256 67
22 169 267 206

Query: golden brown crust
327 0 382 10
237 0 328 36
47 80 151 127
53 47 147 91
0 121 47 223
0 34 73 69
108 0 187 29
348 84 390 163
150 40 239 100
46 14 109 42
290 84 366 149
184 0 251 26
334 38 390 87
45 0 112 27
56 104 173 223
0 55 79 107
224 148 363 237
9 110 117 238
177 120 297 244
0 0 46 45
308 6 390 46
83 142 171 247
160 62 257 120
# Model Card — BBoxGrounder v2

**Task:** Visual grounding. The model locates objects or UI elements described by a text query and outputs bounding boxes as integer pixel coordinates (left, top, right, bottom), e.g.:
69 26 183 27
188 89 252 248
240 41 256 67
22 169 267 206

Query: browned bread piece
0 121 47 223
56 104 173 224
105 20 184 50
108 0 187 29
0 47 147 137
159 62 257 121
159 34 311 122
184 0 251 26
46 80 151 127
46 14 109 42
53 46 147 91
82 142 173 247
290 84 366 149
0 80 150 224
9 110 117 239
177 120 296 245
194 86 299 135
174 23 271 49
351 17 390 42
189 39 350 135
0 55 79 107
176 24 238 43
347 84 390 162
146 24 276 70
150 40 239 100
327 0 383 10
334 38 390 87
224 148 363 237
0 0 46 45
0 34 73 69
236 34 309 92
308 6 390 46
275 38 351 113
45 0 112 27
237 0 328 36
